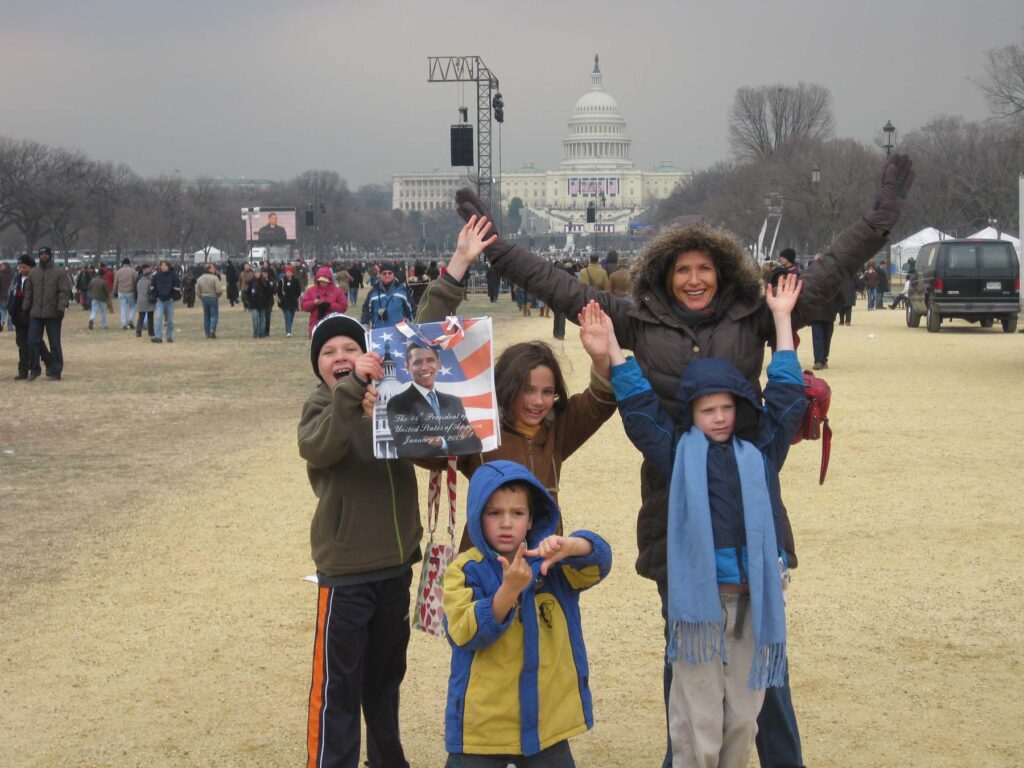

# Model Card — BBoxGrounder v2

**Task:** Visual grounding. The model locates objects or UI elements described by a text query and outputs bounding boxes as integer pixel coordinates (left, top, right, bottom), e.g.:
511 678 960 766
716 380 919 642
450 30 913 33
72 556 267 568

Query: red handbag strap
818 420 832 485
427 458 458 543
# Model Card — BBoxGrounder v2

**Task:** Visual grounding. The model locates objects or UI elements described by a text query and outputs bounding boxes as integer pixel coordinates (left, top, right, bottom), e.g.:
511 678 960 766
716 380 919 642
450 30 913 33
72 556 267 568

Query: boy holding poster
298 313 422 768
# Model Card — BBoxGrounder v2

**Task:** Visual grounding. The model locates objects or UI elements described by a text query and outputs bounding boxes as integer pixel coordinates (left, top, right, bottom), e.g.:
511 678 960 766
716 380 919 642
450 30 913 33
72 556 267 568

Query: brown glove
454 187 523 263
863 154 915 234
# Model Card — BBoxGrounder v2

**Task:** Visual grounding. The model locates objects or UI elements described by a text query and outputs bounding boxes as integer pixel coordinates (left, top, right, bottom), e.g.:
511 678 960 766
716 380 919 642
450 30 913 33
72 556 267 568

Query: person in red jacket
300 267 348 338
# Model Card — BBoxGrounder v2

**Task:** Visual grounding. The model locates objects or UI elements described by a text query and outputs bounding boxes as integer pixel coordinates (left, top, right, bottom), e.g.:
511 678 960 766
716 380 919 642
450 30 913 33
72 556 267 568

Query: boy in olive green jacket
298 313 422 768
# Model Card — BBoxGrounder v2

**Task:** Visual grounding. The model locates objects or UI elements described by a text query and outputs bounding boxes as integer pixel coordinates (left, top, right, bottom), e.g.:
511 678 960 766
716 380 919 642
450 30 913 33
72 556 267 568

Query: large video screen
243 207 297 244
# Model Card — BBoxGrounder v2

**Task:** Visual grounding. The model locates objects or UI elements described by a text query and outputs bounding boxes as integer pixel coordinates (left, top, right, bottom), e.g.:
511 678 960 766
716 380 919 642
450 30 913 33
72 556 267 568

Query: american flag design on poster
369 317 500 460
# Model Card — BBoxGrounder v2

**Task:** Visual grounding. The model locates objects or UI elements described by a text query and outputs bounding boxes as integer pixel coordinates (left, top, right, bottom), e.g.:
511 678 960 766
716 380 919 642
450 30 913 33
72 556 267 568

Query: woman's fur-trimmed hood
630 222 764 309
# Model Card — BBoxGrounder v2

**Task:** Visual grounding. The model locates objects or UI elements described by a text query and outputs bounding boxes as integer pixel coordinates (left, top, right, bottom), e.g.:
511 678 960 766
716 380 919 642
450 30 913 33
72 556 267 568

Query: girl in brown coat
416 216 618 549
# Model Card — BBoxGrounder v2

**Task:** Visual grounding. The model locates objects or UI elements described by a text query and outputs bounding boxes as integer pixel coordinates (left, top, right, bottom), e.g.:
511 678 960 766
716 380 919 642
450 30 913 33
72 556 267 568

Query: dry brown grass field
1 294 1022 767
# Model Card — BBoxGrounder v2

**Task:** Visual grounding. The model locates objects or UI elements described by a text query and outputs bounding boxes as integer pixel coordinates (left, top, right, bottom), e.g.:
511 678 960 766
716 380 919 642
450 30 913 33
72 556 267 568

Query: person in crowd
87 269 111 330
579 252 610 289
195 263 224 339
23 247 70 380
416 215 618 549
8 255 51 379
277 265 302 337
0 262 14 331
769 248 801 287
585 274 804 768
405 262 430 317
182 267 197 309
75 265 93 311
551 261 571 340
877 260 891 309
260 260 276 335
485 264 501 303
149 259 181 344
607 251 632 300
112 258 137 330
298 313 422 768
361 263 412 329
807 255 843 370
248 266 275 339
837 277 856 326
442 460 612 767
333 263 352 305
347 262 363 307
238 263 255 311
300 267 348 338
225 261 240 308
134 264 156 338
426 260 440 281
452 153 915 768
889 274 911 310
862 260 881 310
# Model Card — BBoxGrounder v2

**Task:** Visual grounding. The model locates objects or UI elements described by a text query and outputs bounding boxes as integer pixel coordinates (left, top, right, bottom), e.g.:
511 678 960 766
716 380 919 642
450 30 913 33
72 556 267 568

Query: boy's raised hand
766 273 802 315
526 535 592 575
497 542 533 593
354 351 384 383
578 299 619 359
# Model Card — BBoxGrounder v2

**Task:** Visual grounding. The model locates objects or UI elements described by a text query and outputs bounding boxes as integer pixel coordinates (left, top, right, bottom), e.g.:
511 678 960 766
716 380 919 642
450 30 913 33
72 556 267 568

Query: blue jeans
154 299 175 340
282 308 295 335
657 580 804 768
89 300 108 328
202 297 219 336
119 292 136 326
810 321 834 364
348 286 358 307
251 308 268 337
866 287 880 310
445 741 575 768
29 316 63 376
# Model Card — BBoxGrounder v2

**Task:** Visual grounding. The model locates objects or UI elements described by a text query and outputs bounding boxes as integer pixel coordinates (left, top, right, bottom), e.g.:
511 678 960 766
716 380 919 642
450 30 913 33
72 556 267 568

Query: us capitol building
392 55 691 238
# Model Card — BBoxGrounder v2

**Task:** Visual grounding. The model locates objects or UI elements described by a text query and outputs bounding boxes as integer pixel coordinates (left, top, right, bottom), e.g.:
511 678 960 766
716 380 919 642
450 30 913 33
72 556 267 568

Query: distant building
392 55 691 236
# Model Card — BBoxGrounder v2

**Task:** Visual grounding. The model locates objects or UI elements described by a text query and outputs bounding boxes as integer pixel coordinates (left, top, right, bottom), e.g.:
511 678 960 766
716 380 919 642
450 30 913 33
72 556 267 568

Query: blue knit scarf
666 426 787 689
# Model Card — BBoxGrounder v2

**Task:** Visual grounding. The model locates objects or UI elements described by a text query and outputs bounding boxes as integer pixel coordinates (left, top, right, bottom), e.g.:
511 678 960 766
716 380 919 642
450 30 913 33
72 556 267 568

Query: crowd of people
298 155 915 768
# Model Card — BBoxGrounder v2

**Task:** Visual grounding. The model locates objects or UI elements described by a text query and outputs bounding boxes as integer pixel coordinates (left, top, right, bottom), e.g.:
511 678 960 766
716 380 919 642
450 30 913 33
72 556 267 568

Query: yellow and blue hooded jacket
442 460 612 756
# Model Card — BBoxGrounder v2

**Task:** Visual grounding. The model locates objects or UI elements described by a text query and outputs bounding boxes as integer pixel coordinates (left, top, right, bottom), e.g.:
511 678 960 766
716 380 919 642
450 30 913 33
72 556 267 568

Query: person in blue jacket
360 263 412 328
442 460 612 767
579 274 806 768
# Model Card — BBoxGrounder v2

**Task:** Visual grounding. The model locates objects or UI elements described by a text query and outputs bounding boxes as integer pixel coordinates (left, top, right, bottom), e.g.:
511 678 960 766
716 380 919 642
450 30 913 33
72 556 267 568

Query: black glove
318 301 331 314
863 154 915 234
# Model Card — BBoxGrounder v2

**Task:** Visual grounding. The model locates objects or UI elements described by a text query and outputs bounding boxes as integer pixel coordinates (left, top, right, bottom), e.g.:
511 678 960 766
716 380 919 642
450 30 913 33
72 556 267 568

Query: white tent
192 246 225 264
891 227 950 271
966 227 1021 256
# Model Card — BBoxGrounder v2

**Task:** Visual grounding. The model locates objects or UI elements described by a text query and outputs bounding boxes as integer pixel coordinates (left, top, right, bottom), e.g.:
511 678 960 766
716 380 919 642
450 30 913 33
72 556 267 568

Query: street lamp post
882 120 896 157
810 165 821 254
881 121 897 279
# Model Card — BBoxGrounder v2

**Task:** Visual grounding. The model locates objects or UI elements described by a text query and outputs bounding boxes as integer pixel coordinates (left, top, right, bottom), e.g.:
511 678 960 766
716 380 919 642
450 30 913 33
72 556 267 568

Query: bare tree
975 38 1024 120
728 83 836 161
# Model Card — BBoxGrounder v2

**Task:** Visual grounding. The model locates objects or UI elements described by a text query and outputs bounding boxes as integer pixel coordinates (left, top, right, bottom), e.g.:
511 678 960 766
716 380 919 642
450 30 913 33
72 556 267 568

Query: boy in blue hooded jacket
578 275 806 768
442 460 612 767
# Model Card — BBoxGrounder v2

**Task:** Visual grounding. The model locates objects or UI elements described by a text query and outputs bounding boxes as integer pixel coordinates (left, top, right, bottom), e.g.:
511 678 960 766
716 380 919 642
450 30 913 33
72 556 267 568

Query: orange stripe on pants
306 586 330 768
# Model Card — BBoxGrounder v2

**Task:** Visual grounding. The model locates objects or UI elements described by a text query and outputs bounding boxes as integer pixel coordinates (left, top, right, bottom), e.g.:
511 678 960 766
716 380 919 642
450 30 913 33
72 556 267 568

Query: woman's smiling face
669 250 718 311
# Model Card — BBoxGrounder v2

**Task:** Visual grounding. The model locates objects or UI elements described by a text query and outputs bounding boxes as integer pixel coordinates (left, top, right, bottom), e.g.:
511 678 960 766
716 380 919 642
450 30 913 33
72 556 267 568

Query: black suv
906 239 1020 333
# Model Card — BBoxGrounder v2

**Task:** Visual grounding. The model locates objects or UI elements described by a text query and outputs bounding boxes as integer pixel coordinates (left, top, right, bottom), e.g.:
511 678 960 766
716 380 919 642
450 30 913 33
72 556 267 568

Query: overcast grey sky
2 0 1021 187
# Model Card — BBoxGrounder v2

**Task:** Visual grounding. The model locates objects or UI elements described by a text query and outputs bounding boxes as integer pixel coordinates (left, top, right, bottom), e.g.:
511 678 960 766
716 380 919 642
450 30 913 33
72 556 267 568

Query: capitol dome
561 54 633 172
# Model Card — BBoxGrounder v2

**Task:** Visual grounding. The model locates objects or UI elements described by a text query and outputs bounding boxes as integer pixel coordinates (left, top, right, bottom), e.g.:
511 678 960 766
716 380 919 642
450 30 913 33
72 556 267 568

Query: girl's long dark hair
493 342 569 426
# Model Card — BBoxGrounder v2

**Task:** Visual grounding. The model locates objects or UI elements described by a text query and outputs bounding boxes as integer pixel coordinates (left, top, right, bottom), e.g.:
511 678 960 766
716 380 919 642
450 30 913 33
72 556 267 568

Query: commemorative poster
369 317 500 460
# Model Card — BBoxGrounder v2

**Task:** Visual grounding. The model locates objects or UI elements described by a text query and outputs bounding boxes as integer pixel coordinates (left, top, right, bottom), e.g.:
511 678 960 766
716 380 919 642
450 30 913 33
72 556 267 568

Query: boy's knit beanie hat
310 313 367 381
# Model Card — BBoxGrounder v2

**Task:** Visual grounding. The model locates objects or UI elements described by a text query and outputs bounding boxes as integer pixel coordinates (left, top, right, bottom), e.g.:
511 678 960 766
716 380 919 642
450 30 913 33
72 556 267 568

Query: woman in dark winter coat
149 260 181 343
837 277 857 325
276 265 303 337
248 267 276 338
454 153 915 768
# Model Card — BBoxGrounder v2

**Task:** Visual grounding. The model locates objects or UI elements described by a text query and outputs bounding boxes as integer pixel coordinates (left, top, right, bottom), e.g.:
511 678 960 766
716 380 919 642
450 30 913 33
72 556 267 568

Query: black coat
277 277 302 311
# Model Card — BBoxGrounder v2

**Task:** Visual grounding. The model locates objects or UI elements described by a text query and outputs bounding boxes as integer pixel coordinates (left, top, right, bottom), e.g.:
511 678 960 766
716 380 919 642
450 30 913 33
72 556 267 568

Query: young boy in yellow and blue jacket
443 460 612 767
